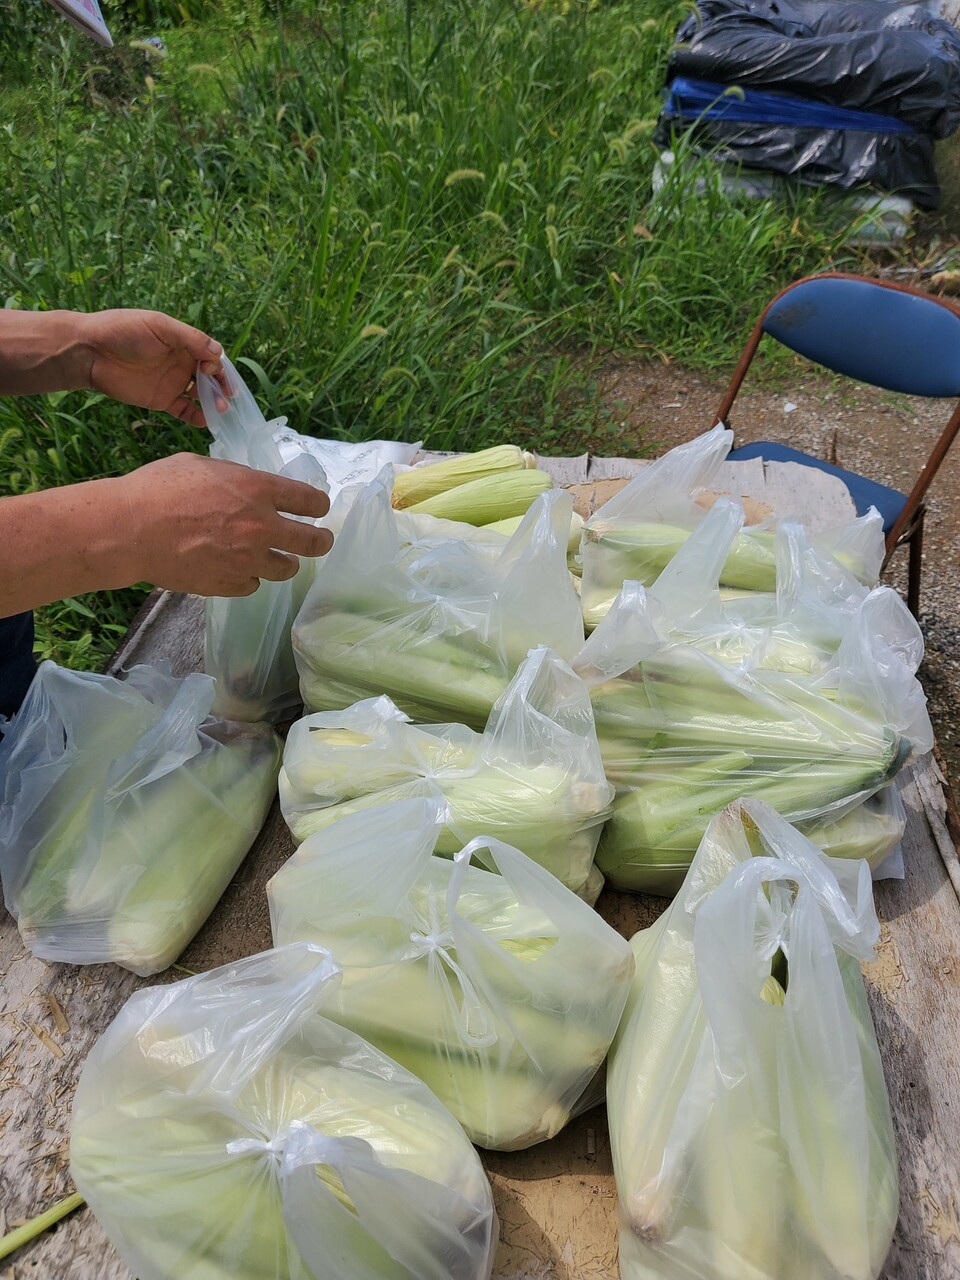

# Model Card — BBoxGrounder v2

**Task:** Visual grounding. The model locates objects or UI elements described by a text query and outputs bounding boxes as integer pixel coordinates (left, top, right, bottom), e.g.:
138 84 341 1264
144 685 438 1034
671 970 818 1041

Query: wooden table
2 455 959 1280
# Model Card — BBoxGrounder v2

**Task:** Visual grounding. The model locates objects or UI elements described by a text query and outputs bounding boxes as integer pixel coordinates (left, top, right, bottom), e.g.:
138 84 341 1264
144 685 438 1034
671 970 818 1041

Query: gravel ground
592 356 960 786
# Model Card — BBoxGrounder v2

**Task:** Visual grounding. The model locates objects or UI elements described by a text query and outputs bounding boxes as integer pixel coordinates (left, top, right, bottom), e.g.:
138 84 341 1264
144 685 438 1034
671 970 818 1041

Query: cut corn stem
0 1192 86 1261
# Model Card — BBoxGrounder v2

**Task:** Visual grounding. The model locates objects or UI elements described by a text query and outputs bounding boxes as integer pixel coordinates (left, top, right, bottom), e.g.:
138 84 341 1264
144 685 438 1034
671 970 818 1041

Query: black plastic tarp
666 0 960 138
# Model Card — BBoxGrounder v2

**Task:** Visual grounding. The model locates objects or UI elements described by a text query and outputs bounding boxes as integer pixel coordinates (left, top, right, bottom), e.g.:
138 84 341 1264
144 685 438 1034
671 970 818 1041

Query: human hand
81 309 228 427
116 453 334 596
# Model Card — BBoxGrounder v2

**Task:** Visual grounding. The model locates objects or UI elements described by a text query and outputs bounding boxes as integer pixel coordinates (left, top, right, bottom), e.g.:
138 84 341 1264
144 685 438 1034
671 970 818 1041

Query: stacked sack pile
0 361 934 1280
653 0 960 226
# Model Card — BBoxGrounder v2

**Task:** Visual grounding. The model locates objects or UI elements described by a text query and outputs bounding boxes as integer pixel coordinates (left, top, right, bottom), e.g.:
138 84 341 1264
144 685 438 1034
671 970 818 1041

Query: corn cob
391 444 535 509
406 469 553 524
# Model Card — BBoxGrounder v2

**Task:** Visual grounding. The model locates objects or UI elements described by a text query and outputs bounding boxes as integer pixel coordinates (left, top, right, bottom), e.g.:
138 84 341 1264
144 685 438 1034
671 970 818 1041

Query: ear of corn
485 510 584 556
406 469 553 524
391 445 534 509
293 485 584 725
268 798 634 1151
281 649 613 897
70 944 498 1280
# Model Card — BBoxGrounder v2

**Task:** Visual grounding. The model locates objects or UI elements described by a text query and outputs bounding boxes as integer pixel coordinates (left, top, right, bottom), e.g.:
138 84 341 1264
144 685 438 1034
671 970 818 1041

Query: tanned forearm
0 311 94 397
0 480 138 616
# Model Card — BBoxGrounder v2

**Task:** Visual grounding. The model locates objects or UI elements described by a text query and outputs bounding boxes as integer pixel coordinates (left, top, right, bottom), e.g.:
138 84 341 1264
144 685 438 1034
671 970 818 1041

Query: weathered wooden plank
1 455 957 1279
865 760 960 1280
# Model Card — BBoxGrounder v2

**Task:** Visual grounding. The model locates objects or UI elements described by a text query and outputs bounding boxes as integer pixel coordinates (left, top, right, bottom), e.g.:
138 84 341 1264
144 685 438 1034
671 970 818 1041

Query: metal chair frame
713 272 960 618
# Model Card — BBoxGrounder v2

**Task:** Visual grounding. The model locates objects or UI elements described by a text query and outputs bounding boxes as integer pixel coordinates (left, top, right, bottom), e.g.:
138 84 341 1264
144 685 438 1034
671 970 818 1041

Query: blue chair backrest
763 277 960 398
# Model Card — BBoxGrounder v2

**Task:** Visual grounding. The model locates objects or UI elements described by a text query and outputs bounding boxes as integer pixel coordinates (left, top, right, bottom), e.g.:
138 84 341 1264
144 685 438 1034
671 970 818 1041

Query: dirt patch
590 355 960 786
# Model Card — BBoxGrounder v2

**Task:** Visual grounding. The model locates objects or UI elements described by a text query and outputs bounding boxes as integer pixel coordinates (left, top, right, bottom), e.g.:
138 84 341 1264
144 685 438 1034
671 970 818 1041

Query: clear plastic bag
0 662 280 975
279 646 613 898
579 425 885 630
197 357 330 724
268 796 635 1150
70 943 498 1280
572 533 930 894
292 478 583 728
607 798 898 1280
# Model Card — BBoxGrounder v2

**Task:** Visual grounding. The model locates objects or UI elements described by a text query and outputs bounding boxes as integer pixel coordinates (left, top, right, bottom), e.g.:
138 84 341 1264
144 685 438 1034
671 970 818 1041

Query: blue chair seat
728 441 907 532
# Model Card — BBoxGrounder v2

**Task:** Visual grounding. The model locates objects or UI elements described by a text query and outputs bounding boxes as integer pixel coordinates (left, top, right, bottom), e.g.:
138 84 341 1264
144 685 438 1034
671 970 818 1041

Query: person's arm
0 453 334 616
0 308 225 426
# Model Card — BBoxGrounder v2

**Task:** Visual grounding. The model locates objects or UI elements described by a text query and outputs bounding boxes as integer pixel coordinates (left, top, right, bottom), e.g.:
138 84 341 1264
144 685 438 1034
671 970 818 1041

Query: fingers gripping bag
267 796 635 1150
197 356 330 724
292 478 583 728
70 943 498 1280
278 646 614 899
0 662 280 975
606 799 898 1280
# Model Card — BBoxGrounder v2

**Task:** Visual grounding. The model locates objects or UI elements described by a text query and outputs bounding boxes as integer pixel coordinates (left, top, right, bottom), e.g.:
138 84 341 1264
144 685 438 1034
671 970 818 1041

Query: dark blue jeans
0 611 37 721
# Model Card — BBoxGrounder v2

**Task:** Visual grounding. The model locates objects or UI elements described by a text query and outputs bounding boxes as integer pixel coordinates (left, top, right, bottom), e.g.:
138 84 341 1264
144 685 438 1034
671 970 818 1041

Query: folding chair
713 272 960 618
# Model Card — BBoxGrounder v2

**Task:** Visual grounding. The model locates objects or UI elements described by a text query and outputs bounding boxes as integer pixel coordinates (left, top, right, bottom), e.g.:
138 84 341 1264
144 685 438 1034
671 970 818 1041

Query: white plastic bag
268 796 635 1150
571 524 930 894
607 798 898 1280
279 646 613 897
579 425 885 629
292 478 583 728
197 357 330 724
0 662 280 975
70 943 498 1280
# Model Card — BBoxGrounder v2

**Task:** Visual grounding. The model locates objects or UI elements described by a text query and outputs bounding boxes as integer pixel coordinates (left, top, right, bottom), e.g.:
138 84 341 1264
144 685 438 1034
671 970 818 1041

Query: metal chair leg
907 513 925 620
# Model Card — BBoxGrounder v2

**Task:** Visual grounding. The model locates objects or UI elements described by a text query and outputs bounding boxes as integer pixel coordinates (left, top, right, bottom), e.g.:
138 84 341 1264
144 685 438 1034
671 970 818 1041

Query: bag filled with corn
572 544 931 894
292 479 584 728
0 662 280 975
196 356 331 724
268 796 635 1150
579 424 885 630
70 943 498 1280
607 798 898 1280
279 646 613 899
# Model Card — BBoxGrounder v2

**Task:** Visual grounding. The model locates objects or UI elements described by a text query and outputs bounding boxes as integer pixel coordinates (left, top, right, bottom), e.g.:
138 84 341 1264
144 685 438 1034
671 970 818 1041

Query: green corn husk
268 801 634 1150
70 945 497 1280
485 510 584 555
581 520 778 628
0 664 281 976
595 743 903 896
391 444 534 509
294 608 510 728
406 469 553 524
590 647 902 776
587 645 907 894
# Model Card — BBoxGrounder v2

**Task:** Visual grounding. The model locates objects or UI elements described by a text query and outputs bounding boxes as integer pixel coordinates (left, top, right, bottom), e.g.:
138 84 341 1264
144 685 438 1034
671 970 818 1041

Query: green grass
0 0 863 667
